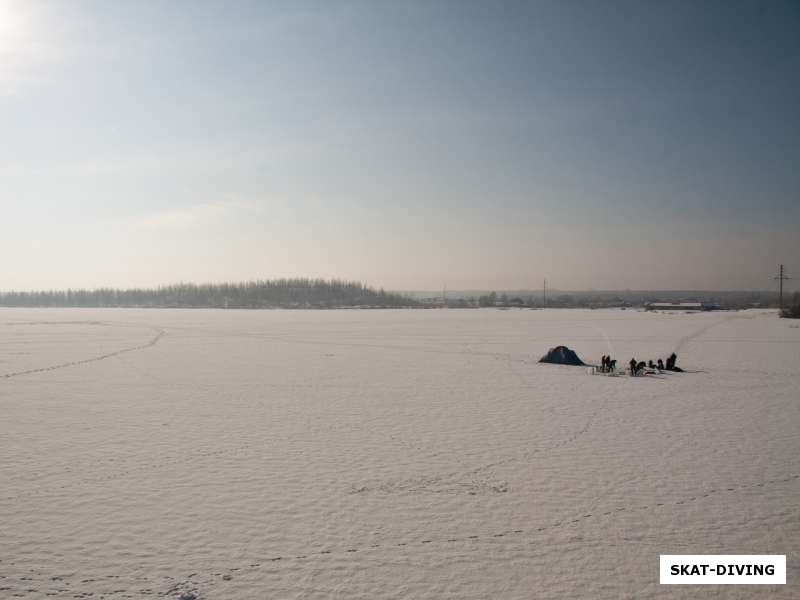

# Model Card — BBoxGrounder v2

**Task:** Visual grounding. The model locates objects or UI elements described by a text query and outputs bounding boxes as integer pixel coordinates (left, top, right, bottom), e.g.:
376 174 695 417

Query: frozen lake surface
2 308 798 598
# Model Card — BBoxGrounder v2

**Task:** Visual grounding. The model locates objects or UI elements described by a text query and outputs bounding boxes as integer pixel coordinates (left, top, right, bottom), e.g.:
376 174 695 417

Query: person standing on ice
629 357 638 376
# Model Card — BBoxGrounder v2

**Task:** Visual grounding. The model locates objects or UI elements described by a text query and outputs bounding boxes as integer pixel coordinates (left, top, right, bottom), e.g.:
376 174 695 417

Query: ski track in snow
672 312 741 354
1 325 165 380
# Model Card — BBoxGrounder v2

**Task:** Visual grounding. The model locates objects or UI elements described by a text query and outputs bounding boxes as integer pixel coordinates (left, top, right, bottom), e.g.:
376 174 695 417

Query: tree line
0 279 418 309
781 292 800 319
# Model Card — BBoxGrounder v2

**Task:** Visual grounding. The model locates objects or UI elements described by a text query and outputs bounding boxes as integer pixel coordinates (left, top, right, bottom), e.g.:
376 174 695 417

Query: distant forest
781 292 800 318
0 279 418 309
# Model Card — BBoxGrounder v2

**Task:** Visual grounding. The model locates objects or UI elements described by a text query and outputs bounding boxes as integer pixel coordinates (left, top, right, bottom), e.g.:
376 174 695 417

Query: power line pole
543 278 547 308
774 264 791 311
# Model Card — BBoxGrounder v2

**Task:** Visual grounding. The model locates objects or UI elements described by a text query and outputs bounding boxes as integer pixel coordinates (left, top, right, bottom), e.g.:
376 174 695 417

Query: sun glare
0 0 48 93
0 0 30 45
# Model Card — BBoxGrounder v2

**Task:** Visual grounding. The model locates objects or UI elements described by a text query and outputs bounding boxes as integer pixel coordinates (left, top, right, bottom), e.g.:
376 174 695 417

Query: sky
1 0 798 292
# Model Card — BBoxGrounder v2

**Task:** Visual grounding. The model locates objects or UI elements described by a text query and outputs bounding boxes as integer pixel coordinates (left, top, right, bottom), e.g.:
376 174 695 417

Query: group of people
599 352 680 375
599 355 617 373
628 352 680 376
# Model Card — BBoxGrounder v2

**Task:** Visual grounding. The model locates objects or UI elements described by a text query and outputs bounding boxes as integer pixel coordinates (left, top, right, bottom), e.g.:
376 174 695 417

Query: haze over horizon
2 1 798 293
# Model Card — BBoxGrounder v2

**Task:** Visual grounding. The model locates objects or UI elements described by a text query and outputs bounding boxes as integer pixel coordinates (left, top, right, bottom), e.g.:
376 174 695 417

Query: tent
539 345 585 366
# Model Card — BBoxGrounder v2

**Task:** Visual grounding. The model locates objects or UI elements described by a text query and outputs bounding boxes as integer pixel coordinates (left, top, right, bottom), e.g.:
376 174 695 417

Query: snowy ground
1 307 798 599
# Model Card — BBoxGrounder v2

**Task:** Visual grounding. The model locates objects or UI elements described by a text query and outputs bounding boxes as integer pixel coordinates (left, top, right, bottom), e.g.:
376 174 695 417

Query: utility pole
774 264 791 311
543 278 547 308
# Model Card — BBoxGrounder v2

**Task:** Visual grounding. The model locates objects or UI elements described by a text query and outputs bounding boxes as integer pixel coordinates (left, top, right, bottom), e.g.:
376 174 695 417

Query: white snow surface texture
1 308 798 599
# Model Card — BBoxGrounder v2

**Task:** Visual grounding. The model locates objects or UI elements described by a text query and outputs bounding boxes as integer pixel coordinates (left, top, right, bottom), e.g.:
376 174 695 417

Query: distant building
645 302 717 312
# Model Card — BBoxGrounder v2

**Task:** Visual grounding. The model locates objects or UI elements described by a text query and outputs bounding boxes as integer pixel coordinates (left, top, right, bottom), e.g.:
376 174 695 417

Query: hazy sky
1 0 798 291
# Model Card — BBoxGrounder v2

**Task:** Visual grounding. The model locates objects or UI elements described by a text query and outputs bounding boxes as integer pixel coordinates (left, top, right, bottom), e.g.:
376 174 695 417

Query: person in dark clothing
601 355 608 372
609 359 616 372
657 358 664 370
666 352 677 370
648 360 655 369
629 357 638 376
637 361 647 373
